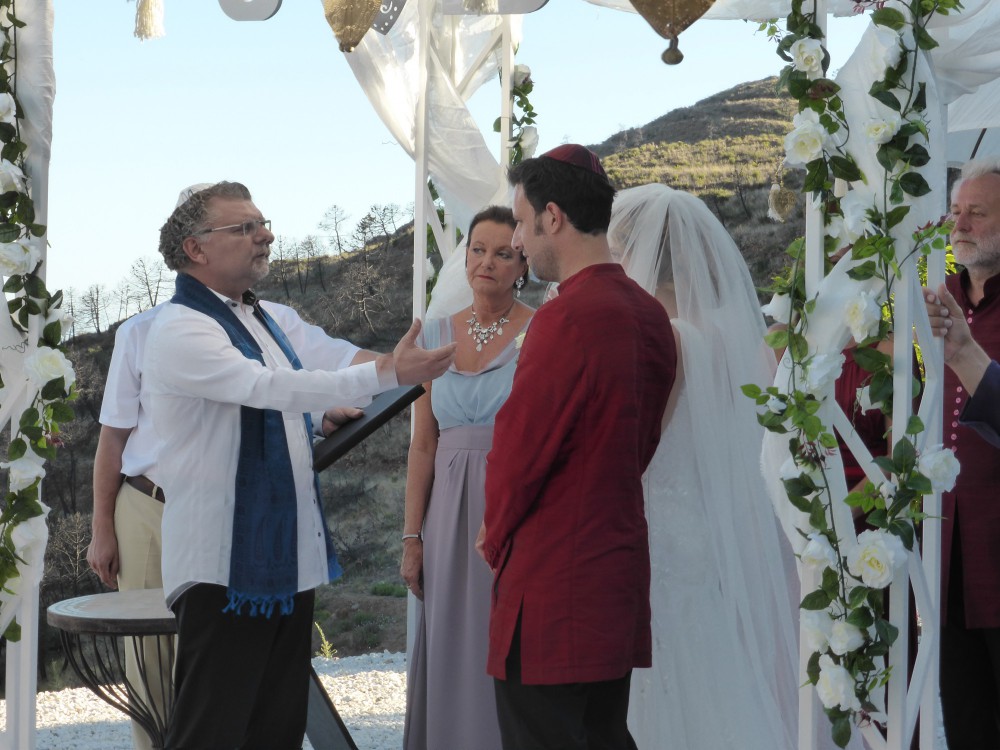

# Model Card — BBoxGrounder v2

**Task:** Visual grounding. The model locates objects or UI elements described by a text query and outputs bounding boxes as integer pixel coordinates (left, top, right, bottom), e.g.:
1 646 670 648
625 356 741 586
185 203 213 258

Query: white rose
766 395 785 414
0 239 40 277
45 304 74 331
917 445 961 493
840 189 875 242
519 126 539 160
829 620 866 655
847 529 907 589
784 110 829 166
801 532 839 570
11 513 47 557
761 292 792 324
879 481 896 500
804 351 846 396
23 346 76 390
816 655 862 711
791 37 825 79
511 64 531 89
864 113 902 145
857 385 876 414
0 158 25 194
873 27 903 72
0 92 16 125
2 450 46 492
423 256 436 281
802 609 834 652
843 290 882 343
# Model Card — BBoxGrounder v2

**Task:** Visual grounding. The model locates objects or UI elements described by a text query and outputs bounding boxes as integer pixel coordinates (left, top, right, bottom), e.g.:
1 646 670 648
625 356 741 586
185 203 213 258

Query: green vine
494 63 538 165
747 1 962 745
0 0 76 642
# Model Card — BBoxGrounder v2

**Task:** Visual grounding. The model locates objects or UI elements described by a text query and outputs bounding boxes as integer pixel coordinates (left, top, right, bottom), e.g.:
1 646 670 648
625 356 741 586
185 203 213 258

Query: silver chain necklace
466 303 515 352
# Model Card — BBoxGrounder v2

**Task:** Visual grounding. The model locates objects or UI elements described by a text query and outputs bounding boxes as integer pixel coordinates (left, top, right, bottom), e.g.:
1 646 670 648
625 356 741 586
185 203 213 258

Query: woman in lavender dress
401 206 532 750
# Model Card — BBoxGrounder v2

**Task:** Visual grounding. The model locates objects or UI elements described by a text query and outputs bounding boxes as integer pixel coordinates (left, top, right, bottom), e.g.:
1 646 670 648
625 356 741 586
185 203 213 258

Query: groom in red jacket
480 145 676 749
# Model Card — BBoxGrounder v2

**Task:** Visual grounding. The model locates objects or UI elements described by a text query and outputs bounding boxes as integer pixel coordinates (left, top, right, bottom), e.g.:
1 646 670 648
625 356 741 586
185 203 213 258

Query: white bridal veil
613 184 801 749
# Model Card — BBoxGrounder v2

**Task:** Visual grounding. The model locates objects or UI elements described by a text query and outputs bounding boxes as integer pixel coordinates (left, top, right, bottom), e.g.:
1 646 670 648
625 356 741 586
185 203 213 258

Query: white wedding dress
615 185 802 749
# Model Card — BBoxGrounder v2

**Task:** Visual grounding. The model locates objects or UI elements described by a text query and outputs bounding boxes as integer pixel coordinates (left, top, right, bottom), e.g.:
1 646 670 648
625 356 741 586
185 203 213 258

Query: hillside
32 76 805 678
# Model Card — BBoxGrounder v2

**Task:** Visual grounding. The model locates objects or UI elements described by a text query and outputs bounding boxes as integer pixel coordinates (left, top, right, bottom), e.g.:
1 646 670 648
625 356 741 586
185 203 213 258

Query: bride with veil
612 183 803 749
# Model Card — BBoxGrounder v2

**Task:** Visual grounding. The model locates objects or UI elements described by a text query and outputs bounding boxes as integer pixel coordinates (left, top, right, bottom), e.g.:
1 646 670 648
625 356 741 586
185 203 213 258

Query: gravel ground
0 652 406 750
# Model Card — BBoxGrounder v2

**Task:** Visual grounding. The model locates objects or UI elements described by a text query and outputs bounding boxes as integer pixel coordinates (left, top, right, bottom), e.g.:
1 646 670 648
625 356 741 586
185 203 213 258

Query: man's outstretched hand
378 319 457 386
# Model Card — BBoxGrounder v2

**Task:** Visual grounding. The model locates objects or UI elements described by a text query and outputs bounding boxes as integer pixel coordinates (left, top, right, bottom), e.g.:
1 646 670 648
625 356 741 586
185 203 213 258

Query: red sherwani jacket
483 263 676 684
943 271 1000 627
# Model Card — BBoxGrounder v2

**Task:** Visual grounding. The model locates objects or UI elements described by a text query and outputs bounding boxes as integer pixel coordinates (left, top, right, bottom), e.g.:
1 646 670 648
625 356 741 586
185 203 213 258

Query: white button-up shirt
144 292 389 604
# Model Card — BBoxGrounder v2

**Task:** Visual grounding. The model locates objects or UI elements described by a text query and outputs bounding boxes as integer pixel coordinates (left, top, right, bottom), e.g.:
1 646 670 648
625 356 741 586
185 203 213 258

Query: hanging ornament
628 0 716 65
324 0 382 53
767 181 798 223
464 0 500 12
134 0 166 41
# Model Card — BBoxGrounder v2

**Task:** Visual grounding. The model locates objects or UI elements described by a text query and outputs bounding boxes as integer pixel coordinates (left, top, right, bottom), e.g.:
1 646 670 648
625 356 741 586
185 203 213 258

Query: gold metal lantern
324 0 383 53
628 0 716 65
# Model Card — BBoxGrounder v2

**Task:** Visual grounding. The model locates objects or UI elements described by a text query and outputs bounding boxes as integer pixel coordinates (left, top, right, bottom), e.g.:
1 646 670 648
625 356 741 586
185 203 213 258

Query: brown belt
124 475 165 503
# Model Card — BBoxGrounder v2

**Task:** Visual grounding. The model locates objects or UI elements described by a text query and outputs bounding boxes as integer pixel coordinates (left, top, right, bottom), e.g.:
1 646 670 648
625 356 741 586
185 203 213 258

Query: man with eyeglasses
143 181 456 749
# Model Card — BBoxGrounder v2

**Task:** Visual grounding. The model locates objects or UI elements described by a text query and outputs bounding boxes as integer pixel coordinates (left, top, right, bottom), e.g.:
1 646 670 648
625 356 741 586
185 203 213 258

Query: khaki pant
115 481 168 750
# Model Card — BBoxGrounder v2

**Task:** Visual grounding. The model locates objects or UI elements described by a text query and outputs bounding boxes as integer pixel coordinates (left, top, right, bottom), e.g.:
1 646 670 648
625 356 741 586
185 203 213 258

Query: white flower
804 351 846 396
0 158 24 194
784 109 829 166
847 529 907 589
0 92 16 125
23 346 76 390
511 64 531 89
917 445 961 493
801 532 839 570
519 126 539 160
864 113 902 145
766 395 785 414
872 27 904 72
802 609 834 652
816 655 862 711
843 290 882 343
761 293 792 324
829 621 867 655
2 449 46 492
514 331 527 350
840 189 875 242
0 238 41 277
791 37 825 79
44 304 74 331
423 256 436 281
11 512 46 557
879 481 896 500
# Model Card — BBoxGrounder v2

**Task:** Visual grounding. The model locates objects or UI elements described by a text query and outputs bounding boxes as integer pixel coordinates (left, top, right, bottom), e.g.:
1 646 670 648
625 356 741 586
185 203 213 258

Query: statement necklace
467 303 515 352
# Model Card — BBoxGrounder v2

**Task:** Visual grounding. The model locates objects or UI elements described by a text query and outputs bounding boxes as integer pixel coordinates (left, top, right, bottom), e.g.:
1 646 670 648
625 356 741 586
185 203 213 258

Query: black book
312 384 425 472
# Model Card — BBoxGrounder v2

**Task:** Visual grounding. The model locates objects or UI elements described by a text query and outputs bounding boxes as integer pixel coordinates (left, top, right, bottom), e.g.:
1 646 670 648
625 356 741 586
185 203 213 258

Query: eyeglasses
194 219 272 238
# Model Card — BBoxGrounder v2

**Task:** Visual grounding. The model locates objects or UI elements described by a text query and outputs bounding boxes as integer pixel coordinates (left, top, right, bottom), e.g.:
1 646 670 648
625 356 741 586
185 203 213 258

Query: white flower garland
746 1 961 746
0 0 76 642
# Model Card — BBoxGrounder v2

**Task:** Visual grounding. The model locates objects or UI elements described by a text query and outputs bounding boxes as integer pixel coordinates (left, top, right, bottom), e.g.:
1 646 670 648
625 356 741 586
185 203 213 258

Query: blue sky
45 2 867 296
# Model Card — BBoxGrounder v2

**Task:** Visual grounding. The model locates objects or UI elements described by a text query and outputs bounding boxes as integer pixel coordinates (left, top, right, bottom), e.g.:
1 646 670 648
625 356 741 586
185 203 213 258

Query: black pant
165 584 315 750
493 620 638 750
941 624 1000 749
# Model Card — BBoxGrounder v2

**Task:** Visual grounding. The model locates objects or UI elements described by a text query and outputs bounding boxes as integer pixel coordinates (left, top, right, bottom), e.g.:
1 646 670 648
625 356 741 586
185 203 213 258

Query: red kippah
540 144 608 180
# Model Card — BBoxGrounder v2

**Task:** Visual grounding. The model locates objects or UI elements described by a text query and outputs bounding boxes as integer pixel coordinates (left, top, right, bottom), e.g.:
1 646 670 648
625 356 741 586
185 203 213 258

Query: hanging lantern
324 0 382 53
628 0 716 65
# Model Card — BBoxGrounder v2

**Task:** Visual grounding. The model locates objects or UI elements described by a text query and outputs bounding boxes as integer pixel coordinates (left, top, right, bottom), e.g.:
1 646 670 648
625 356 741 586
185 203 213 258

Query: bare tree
301 235 327 291
291 240 309 293
319 205 350 256
129 256 172 310
112 278 137 324
80 284 109 333
43 512 99 600
371 203 402 250
341 213 389 332
270 237 292 299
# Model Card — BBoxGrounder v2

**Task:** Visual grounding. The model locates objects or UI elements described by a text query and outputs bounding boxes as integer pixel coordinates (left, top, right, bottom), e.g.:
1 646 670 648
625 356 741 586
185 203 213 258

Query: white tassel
134 0 166 41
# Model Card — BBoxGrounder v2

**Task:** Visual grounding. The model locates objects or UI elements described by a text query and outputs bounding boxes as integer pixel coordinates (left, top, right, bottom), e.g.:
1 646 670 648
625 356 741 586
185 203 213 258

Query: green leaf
765 329 789 349
3 274 23 293
905 144 931 168
886 205 911 230
847 261 878 281
741 383 762 399
899 172 931 197
892 437 917 473
852 346 889 373
806 650 821 685
42 321 61 347
866 508 888 529
914 24 939 51
846 606 875 630
8 437 26 460
822 566 841 597
24 274 45 299
870 89 901 112
889 519 915 551
829 155 862 182
801 589 833 610
809 496 828 532
832 716 853 748
3 619 21 642
875 618 900 646
909 473 932 495
41 376 66 401
906 415 924 435
871 7 906 30
50 401 75 423
848 585 871 609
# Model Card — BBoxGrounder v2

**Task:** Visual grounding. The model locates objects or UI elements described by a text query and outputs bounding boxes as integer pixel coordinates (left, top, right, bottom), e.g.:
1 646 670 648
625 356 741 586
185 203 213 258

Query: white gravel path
1 651 406 750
